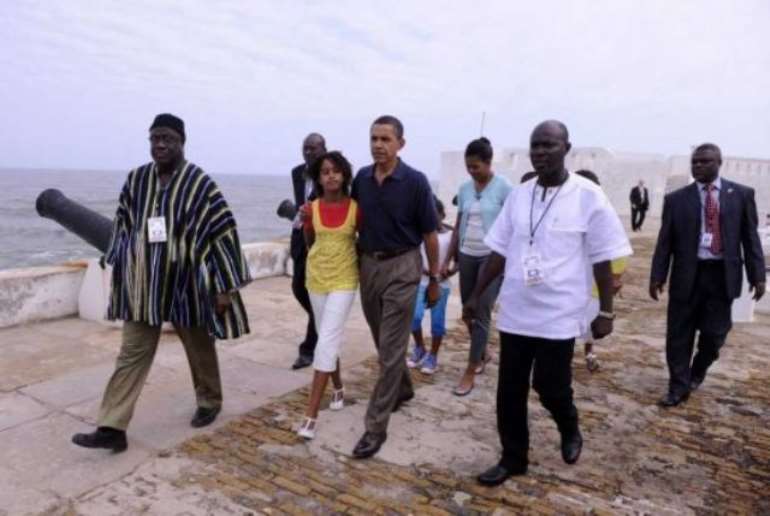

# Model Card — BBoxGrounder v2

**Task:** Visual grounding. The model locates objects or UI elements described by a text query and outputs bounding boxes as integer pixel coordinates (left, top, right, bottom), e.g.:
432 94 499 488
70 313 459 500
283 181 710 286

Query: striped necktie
704 184 722 254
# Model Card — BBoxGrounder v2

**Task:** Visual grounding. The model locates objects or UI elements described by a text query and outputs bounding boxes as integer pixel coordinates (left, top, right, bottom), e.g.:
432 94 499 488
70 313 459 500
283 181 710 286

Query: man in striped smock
72 113 251 452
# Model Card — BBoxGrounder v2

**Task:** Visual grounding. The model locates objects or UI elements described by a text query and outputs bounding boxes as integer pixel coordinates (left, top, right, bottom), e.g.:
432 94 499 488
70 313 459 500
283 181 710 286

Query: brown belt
364 248 414 261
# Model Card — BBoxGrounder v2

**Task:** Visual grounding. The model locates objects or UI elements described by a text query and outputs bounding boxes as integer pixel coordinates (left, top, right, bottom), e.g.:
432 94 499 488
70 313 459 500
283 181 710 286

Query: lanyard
529 183 563 246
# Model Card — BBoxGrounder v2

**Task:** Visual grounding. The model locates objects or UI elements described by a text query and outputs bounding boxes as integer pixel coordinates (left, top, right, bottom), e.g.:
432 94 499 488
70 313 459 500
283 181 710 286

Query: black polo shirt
352 160 438 253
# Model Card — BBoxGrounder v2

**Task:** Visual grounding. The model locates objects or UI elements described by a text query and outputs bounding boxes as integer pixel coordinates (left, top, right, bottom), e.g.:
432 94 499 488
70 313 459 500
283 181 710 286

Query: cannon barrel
276 199 297 221
36 189 114 254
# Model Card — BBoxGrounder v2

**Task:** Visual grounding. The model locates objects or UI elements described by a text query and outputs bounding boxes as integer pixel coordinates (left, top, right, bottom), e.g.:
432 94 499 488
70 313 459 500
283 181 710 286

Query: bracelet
597 310 615 320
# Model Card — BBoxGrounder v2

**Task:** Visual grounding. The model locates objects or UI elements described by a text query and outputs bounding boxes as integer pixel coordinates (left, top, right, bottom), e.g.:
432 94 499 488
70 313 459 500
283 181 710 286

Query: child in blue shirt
407 198 455 374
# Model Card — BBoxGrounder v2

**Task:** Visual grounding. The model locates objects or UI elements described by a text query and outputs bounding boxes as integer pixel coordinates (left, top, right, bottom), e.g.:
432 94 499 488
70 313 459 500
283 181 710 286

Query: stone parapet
0 264 86 328
0 241 290 329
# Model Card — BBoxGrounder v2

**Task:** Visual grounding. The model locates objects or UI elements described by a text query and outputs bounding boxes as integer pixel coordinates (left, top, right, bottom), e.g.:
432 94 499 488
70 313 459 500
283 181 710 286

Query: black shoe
191 406 221 428
72 427 127 453
689 373 705 391
291 354 313 370
392 391 415 412
477 463 527 486
658 391 690 407
352 431 387 459
561 430 583 465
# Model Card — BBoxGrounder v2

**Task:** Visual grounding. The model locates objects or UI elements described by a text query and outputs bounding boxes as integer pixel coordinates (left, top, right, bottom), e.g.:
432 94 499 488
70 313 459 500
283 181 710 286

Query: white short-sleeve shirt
484 173 633 340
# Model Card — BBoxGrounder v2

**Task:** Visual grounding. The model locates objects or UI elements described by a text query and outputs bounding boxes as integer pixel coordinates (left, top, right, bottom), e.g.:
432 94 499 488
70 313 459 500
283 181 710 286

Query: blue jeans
412 284 451 337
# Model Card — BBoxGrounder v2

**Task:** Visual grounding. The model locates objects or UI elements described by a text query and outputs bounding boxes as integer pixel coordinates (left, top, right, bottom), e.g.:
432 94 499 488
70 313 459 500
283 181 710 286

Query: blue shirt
352 160 438 253
456 174 513 247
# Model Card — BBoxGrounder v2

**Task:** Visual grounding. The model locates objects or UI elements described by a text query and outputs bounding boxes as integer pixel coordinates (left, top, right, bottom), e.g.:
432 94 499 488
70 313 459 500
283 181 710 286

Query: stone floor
1 232 769 515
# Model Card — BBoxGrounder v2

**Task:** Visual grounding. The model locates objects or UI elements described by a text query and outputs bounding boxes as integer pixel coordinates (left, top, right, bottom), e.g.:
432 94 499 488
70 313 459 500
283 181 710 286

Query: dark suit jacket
290 163 312 261
650 178 766 300
630 186 649 210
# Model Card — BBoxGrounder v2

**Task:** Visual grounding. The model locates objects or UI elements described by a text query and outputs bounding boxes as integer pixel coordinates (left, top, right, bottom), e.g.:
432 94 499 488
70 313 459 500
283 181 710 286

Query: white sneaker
297 417 316 440
330 388 344 411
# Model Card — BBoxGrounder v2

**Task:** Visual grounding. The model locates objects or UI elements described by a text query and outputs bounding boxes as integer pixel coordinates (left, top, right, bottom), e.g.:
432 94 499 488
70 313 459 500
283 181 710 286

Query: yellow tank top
306 199 359 294
591 257 628 297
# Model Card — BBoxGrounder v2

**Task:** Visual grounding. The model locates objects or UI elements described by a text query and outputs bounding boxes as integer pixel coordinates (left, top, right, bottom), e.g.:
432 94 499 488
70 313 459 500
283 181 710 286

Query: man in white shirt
464 120 632 486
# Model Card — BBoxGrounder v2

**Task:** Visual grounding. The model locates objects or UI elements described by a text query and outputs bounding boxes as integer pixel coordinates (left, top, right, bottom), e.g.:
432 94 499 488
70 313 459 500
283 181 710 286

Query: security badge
700 232 713 248
147 216 168 243
521 247 545 287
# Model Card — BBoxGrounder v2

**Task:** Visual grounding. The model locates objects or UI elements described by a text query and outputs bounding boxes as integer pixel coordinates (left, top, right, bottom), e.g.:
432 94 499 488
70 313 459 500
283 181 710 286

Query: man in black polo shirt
351 115 440 459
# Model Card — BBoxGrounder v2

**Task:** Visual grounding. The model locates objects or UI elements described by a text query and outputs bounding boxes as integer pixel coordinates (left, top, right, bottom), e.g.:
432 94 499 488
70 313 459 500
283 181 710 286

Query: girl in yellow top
583 257 627 371
575 170 627 372
298 151 361 439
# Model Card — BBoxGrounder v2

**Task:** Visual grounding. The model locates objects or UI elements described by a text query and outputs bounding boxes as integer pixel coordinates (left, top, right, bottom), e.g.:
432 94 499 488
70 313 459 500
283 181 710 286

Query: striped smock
105 161 251 339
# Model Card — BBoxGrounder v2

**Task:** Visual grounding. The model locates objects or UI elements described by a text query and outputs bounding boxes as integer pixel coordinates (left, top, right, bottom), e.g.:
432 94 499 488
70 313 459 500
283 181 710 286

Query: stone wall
0 265 86 328
438 146 770 222
0 241 291 329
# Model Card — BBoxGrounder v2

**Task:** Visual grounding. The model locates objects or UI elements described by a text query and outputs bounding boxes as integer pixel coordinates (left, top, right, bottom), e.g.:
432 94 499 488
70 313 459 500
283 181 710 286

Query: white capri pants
308 290 357 372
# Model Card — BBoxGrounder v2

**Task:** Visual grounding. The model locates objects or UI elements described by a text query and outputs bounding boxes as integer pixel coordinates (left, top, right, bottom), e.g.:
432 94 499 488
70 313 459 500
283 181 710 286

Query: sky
1 0 769 177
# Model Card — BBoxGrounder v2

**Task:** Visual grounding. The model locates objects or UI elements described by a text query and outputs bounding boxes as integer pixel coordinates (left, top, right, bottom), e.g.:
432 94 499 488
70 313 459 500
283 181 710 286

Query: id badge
521 249 545 287
147 216 168 243
700 232 713 248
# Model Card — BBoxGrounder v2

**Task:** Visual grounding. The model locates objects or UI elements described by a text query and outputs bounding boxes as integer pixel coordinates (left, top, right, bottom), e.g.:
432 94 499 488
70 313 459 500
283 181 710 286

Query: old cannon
35 189 113 253
276 199 297 221
35 189 121 324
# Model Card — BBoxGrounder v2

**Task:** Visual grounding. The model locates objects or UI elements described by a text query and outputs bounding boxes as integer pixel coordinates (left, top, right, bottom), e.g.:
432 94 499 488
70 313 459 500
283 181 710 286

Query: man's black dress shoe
658 391 689 407
392 392 415 412
689 373 705 391
477 463 527 486
561 430 583 465
352 431 387 459
72 427 127 452
191 406 221 428
291 354 313 370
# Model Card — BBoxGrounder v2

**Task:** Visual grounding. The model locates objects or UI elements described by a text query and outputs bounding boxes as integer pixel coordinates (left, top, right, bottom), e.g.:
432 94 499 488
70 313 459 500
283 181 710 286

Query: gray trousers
459 252 502 363
359 249 421 434
97 321 222 431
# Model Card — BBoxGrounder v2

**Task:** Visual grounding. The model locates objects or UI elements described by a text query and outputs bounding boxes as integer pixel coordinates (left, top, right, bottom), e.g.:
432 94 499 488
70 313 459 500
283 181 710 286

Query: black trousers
666 260 732 395
291 251 317 358
631 207 647 230
497 332 579 469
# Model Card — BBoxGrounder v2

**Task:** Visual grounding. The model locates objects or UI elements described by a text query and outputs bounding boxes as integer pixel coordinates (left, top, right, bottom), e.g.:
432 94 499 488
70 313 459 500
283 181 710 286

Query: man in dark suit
629 180 649 231
650 143 766 407
290 133 326 369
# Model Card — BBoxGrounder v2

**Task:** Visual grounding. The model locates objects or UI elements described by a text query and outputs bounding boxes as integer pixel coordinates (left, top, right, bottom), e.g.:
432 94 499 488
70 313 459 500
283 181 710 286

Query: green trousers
97 321 222 431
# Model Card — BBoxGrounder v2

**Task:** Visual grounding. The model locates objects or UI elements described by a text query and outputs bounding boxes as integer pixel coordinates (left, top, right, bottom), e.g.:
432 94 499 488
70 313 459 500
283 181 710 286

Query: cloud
1 0 769 176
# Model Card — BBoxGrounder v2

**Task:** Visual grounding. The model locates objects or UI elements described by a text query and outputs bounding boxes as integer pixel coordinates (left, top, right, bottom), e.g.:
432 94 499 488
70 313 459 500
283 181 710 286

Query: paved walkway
1 233 769 515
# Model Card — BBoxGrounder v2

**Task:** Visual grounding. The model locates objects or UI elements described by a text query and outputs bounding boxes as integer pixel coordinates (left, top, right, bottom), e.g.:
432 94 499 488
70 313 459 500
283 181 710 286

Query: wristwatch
429 274 441 283
597 310 615 320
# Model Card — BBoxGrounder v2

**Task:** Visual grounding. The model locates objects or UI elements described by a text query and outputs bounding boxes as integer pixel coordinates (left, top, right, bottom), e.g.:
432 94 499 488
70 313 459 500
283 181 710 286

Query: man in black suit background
650 143 766 407
629 180 649 231
290 133 326 369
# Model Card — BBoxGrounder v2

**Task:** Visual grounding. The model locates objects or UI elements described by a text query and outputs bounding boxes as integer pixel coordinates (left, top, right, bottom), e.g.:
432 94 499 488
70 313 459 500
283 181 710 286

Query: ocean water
0 168 294 271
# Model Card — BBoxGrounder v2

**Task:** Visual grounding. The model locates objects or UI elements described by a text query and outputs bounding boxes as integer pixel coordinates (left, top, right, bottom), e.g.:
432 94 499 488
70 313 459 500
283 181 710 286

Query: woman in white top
441 138 512 395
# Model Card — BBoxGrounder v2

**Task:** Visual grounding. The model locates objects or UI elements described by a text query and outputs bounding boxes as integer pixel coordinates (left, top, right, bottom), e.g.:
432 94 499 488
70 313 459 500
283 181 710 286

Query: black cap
149 113 185 143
